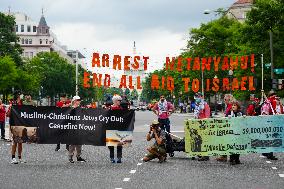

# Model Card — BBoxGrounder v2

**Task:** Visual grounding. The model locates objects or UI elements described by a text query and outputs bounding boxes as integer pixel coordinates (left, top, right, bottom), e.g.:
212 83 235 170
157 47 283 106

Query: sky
0 0 236 74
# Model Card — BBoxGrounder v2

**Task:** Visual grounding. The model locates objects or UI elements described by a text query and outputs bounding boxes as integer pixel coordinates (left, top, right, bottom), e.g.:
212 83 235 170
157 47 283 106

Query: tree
124 88 131 99
0 12 23 66
0 56 18 102
28 52 76 103
130 89 138 100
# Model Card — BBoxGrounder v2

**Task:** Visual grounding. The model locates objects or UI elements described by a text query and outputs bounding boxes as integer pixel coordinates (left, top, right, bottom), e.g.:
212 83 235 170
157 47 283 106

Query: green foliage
130 89 138 100
0 56 18 92
0 12 23 66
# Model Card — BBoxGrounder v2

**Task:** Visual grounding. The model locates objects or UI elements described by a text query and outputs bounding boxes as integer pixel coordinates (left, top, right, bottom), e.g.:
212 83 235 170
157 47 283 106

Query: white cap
72 95 81 101
112 95 122 101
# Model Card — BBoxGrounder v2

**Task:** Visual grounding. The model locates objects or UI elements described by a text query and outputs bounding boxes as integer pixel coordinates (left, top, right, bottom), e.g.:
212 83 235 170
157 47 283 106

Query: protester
0 99 6 140
23 94 36 106
190 100 196 113
108 95 124 163
216 94 235 162
68 96 86 163
179 101 184 113
8 92 24 164
260 90 279 160
143 120 167 163
194 92 210 161
225 100 243 165
275 97 284 114
224 94 234 116
152 95 174 133
246 94 257 116
55 94 71 151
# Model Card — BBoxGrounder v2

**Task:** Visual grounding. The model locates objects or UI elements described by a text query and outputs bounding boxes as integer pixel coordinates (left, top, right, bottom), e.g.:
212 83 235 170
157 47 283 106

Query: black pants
230 154 240 162
158 118 170 133
0 121 5 138
108 146 122 159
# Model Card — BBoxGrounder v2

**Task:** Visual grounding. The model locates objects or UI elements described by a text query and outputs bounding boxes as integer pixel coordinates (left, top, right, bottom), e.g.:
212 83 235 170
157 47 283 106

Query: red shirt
0 106 6 122
111 105 123 110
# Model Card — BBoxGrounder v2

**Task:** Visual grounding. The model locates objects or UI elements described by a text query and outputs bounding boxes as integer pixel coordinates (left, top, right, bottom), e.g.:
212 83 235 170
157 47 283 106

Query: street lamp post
75 50 79 96
228 70 234 94
214 75 218 115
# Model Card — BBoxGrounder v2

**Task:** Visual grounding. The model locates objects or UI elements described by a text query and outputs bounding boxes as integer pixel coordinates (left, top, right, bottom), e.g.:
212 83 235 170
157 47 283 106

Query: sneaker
77 157 86 162
117 158 122 163
158 156 166 163
19 159 26 163
69 158 74 163
110 158 116 163
11 158 18 164
55 147 60 151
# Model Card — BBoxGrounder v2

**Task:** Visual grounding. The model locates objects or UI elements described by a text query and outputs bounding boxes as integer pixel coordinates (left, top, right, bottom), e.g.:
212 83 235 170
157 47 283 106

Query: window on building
25 39 28 44
46 29 48 33
21 38 24 44
15 25 18 32
40 39 42 44
46 39 48 44
21 25 24 32
33 26 36 32
30 52 33 58
27 25 31 32
29 39 32 44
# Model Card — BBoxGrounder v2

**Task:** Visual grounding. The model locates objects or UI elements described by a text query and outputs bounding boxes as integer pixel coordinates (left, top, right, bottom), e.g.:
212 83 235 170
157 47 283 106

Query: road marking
272 167 277 170
130 170 136 174
123 178 130 182
266 161 272 163
6 143 10 146
259 155 265 158
279 174 284 178
115 188 122 189
137 163 142 166
140 158 144 161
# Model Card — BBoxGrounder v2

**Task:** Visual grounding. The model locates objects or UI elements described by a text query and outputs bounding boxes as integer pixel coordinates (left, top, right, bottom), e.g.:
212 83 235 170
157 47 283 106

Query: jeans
108 146 122 159
158 118 170 133
0 121 5 138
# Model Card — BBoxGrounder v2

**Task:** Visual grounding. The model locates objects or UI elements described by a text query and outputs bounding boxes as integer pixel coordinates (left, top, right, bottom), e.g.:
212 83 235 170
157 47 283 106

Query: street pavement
0 111 284 189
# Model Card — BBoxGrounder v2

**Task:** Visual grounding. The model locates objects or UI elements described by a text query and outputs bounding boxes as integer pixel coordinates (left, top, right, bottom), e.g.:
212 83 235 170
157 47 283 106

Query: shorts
145 145 166 160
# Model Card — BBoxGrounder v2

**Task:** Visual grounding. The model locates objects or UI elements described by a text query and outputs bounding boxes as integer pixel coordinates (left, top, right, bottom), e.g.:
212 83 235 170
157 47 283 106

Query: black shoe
77 157 86 162
117 158 122 163
198 157 209 161
110 158 116 163
235 160 241 164
55 147 60 151
268 156 278 160
1 137 5 140
158 156 166 163
69 158 74 163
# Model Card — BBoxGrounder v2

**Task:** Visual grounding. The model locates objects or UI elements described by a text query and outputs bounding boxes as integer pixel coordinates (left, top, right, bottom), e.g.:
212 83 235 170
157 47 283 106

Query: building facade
226 0 254 22
6 11 85 69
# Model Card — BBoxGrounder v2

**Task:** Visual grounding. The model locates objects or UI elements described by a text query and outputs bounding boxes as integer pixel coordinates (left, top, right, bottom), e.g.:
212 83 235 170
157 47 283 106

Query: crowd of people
0 89 283 165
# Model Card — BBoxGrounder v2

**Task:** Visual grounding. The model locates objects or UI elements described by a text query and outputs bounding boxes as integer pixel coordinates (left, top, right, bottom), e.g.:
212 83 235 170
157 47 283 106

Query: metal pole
261 54 264 104
75 50 79 96
269 31 274 80
201 70 204 96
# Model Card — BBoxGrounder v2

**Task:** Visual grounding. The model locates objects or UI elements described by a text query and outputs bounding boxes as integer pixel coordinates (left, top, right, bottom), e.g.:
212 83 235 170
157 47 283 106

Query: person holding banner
8 92 24 164
68 96 86 163
108 95 124 163
261 90 279 160
152 95 174 133
216 94 235 162
55 94 71 152
193 92 211 161
226 100 243 165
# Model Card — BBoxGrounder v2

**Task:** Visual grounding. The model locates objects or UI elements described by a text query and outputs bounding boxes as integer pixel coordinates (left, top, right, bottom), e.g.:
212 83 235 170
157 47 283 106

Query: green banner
185 115 284 156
